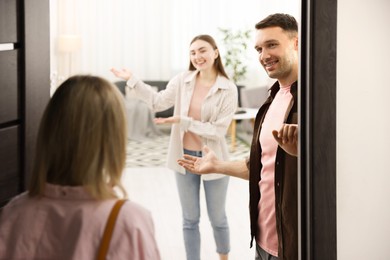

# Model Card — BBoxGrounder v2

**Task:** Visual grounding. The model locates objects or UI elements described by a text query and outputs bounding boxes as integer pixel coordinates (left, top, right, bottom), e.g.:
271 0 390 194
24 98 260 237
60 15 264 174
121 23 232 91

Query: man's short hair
255 13 298 33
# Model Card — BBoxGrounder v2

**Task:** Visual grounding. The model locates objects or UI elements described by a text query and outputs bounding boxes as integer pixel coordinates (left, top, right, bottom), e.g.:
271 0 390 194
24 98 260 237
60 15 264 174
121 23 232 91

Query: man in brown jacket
178 13 299 260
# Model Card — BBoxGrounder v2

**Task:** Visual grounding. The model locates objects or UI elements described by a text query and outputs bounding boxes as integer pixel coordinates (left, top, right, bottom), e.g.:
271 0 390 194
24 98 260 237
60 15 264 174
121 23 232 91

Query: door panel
0 126 20 205
0 0 18 43
0 50 18 124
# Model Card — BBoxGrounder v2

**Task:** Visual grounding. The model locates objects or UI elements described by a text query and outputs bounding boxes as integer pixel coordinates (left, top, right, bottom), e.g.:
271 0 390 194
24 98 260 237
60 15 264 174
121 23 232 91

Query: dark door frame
23 0 50 187
299 0 337 259
0 0 49 207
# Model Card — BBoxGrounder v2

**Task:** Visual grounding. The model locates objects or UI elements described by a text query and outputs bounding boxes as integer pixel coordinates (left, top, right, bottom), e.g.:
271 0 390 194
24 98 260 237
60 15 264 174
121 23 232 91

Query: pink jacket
0 183 161 260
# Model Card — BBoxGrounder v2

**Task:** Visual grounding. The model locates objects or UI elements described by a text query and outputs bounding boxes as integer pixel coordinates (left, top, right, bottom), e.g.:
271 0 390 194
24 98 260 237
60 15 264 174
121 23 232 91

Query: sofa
114 80 173 118
237 85 270 142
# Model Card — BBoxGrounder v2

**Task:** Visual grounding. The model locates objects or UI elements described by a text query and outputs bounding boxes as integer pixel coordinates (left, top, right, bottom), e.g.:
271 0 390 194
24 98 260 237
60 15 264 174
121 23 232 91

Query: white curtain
50 0 299 89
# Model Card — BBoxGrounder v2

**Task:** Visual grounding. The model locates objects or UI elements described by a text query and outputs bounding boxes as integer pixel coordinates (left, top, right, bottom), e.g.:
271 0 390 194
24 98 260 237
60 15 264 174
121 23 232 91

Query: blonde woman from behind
0 75 161 260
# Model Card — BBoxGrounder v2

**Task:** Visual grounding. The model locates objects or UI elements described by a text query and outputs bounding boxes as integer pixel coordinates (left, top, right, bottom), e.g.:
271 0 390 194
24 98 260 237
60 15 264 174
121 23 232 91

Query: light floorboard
122 167 255 260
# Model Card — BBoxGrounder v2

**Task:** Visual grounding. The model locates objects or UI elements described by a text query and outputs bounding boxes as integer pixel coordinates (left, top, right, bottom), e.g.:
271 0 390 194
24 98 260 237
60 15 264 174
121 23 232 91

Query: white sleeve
126 75 179 113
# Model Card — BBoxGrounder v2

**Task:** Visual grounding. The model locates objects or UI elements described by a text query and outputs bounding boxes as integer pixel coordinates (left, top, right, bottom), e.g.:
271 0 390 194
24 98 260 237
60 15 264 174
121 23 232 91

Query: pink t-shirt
0 183 161 260
257 85 292 256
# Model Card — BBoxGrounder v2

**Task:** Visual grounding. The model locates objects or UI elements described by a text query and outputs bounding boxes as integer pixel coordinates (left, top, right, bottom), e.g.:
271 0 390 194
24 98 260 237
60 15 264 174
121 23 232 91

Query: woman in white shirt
111 34 238 260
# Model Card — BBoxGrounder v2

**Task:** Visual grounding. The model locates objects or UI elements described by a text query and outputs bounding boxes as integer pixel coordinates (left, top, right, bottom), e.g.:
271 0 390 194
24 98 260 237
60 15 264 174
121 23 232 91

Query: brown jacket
247 81 298 260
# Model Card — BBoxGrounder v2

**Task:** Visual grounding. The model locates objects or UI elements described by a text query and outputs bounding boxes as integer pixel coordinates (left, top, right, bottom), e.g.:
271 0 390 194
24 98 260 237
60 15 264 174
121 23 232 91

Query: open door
299 0 337 259
0 0 50 206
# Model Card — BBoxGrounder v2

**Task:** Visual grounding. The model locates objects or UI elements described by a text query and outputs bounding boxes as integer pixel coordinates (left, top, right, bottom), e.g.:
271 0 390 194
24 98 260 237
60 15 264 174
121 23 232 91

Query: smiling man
178 14 299 260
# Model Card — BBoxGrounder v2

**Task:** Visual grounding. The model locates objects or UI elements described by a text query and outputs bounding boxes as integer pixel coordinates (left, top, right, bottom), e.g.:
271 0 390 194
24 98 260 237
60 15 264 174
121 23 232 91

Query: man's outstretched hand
177 146 217 174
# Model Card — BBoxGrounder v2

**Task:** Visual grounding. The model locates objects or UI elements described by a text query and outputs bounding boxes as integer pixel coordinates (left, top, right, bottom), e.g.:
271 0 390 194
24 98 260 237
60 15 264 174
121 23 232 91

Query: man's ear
294 37 299 50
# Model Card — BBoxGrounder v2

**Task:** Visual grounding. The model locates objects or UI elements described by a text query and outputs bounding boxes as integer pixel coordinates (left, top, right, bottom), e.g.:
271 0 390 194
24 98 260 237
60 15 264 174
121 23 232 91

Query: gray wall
337 0 390 259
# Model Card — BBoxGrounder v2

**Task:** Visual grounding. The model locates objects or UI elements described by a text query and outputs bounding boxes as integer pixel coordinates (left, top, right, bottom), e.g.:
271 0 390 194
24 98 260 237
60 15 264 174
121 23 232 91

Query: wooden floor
121 167 255 260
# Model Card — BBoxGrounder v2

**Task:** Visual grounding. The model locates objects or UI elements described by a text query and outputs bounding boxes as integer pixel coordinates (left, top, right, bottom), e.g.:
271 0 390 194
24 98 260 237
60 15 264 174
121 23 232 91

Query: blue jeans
175 149 230 260
255 243 279 260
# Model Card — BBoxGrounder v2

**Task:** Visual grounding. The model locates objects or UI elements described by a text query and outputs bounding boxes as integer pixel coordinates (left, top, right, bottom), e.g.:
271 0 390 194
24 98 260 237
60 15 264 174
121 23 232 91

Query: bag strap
96 199 126 260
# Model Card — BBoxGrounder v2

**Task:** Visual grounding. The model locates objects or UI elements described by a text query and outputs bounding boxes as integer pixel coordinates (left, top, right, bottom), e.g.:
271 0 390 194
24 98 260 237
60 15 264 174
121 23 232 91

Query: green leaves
218 28 251 83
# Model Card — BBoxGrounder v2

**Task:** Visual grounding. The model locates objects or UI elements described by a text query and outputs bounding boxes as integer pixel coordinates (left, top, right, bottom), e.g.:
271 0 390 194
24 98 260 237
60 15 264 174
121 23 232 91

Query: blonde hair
29 75 127 199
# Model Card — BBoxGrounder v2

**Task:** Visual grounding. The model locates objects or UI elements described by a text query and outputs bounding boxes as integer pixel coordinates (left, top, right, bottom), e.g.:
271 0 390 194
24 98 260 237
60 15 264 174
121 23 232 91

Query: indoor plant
218 28 251 84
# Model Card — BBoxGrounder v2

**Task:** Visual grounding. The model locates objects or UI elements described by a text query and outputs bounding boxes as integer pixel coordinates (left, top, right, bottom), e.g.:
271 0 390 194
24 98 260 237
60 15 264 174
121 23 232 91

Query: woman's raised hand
153 116 180 125
110 68 133 81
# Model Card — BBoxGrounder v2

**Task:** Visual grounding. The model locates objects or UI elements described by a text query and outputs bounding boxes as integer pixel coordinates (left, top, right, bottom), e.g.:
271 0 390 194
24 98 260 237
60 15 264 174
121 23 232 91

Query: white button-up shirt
127 70 238 180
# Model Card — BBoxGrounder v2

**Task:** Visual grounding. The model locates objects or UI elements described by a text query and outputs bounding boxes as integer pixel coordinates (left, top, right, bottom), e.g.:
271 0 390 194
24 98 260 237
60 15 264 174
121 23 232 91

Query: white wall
49 0 299 90
337 0 390 259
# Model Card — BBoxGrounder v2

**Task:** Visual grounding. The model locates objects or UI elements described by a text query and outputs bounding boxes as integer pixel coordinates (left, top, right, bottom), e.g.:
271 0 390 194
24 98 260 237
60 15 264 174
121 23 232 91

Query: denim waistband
183 148 202 157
